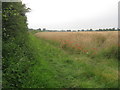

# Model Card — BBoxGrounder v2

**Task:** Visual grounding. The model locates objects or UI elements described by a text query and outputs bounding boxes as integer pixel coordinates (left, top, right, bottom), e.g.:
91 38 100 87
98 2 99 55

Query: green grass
22 33 118 88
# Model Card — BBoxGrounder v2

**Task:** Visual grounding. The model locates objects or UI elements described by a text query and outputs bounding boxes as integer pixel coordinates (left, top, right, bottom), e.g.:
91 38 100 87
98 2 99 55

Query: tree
90 29 93 31
99 29 102 31
112 28 115 31
118 28 120 31
67 30 71 32
108 28 112 31
106 29 109 31
43 28 46 31
81 29 84 31
38 28 41 31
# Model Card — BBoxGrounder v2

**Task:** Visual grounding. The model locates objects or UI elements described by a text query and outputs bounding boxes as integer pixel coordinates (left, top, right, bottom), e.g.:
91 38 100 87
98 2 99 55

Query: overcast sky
22 0 119 30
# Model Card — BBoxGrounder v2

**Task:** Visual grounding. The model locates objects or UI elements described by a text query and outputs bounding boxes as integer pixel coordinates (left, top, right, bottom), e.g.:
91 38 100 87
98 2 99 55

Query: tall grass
22 33 118 88
35 31 119 59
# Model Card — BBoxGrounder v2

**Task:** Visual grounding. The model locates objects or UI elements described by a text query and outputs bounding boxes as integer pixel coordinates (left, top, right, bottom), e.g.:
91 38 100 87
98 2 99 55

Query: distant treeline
29 28 120 32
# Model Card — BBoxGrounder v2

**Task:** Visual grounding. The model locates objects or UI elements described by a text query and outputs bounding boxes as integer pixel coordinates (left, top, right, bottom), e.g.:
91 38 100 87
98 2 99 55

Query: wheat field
35 31 118 55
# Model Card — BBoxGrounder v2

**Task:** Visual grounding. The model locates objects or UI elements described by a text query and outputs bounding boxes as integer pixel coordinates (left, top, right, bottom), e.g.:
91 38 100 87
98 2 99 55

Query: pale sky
22 0 119 30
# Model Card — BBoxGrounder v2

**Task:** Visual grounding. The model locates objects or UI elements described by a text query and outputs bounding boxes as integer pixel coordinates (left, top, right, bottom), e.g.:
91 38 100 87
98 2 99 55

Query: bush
2 2 33 88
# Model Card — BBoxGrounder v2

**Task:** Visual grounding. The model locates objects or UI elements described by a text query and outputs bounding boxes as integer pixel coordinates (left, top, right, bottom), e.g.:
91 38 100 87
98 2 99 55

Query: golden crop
35 31 119 55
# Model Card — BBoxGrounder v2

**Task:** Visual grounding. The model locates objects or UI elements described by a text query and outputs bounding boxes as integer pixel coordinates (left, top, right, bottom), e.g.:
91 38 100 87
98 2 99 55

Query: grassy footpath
23 33 118 88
